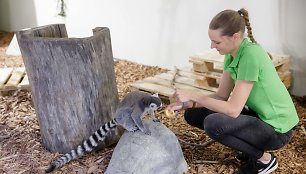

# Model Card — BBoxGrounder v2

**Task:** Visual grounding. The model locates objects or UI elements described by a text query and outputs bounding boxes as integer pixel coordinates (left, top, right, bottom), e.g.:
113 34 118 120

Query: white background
0 0 305 96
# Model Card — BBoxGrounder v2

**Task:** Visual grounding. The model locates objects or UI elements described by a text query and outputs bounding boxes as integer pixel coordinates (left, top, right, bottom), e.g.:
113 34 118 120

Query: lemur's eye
150 103 157 108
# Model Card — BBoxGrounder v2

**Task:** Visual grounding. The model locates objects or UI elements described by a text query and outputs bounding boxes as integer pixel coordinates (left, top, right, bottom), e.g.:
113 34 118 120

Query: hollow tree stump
16 24 122 153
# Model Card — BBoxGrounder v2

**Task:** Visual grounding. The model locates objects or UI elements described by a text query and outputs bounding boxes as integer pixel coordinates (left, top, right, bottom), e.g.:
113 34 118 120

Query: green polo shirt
224 38 299 133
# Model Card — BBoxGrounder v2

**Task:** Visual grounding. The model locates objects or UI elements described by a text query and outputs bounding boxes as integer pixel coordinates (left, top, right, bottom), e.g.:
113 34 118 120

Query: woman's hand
166 89 197 112
166 102 184 112
173 89 197 103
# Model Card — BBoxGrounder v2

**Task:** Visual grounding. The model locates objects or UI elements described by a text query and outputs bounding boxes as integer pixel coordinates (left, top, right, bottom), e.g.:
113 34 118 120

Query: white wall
0 0 37 31
1 0 305 96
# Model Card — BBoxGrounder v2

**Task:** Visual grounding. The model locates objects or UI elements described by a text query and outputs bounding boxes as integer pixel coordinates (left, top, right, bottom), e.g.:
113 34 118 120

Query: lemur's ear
152 93 159 97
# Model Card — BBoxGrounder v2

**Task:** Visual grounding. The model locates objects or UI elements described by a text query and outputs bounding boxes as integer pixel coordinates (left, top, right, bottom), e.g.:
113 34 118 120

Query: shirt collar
227 38 248 68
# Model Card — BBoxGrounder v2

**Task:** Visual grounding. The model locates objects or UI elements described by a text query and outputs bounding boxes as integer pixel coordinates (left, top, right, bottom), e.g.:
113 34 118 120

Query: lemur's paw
144 131 151 136
153 118 160 122
131 127 140 132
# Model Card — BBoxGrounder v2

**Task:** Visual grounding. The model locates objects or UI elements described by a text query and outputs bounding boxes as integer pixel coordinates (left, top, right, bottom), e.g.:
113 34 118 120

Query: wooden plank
176 66 291 88
0 68 13 88
142 77 214 96
130 79 214 101
156 72 218 92
190 52 290 66
168 69 205 80
191 60 214 73
130 80 175 97
189 50 224 63
271 53 289 59
273 57 290 73
171 68 222 85
4 67 26 90
192 70 222 80
189 50 224 72
278 71 291 88
141 76 215 102
172 67 221 80
189 57 223 72
195 78 218 89
272 56 289 66
190 52 291 73
19 74 30 89
190 62 290 82
283 75 291 89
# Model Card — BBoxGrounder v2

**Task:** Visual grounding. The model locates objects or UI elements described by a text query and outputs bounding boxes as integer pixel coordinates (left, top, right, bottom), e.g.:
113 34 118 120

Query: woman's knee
203 114 218 137
204 113 233 139
184 108 205 130
184 109 195 124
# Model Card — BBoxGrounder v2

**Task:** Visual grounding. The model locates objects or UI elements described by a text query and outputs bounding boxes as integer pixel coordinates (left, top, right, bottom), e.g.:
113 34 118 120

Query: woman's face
208 29 237 55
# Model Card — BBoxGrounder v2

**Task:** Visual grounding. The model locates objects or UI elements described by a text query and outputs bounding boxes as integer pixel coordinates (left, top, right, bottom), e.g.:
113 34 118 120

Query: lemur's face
150 93 162 111
149 103 160 111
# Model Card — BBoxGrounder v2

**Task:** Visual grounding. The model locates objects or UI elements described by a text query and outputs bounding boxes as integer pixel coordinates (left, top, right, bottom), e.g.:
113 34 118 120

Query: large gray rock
105 121 188 174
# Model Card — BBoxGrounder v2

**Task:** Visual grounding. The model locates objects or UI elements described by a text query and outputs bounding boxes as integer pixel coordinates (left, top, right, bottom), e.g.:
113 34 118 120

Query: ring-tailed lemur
45 91 162 173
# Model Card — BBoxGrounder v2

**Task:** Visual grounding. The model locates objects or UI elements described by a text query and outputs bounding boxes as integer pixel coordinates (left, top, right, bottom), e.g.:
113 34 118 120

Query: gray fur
45 91 162 173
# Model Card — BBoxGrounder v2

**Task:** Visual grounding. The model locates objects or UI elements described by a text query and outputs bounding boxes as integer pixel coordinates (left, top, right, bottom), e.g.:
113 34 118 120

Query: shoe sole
258 158 278 174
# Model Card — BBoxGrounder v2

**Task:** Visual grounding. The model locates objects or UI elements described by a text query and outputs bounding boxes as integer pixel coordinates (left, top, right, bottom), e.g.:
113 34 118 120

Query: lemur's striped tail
45 119 118 173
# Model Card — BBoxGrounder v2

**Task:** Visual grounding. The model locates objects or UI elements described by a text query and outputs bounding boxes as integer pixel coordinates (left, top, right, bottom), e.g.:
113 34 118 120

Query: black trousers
184 107 293 159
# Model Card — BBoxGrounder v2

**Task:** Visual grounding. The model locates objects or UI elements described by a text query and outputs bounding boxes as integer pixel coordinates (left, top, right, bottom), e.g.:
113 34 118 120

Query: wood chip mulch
0 32 305 174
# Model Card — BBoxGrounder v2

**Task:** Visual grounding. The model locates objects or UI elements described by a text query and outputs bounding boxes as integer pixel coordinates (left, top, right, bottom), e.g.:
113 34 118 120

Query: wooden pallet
189 50 224 73
272 54 290 73
131 51 292 99
278 71 292 89
130 69 292 101
189 52 291 73
130 71 215 101
0 67 30 92
189 52 292 88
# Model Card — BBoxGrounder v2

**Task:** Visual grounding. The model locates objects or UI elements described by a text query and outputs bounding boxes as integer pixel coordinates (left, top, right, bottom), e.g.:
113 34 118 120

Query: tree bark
16 24 122 153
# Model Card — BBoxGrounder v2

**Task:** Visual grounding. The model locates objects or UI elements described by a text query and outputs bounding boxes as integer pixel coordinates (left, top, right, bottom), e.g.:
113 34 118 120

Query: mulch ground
0 32 305 174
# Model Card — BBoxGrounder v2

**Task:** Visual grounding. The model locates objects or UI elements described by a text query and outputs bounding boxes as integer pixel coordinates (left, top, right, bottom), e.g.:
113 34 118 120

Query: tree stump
16 24 122 153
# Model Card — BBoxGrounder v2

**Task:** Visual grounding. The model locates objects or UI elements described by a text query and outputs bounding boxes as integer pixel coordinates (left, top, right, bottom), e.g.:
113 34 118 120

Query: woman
167 8 299 174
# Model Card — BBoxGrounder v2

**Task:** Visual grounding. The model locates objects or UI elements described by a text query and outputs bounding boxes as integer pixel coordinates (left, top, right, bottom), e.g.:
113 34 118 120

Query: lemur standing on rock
45 91 163 173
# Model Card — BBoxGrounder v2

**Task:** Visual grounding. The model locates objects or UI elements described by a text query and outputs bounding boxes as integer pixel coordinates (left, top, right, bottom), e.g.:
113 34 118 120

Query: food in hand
165 109 176 117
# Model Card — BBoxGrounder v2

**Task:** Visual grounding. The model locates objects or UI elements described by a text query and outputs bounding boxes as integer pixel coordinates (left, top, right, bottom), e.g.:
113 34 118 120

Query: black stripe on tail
45 119 118 173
